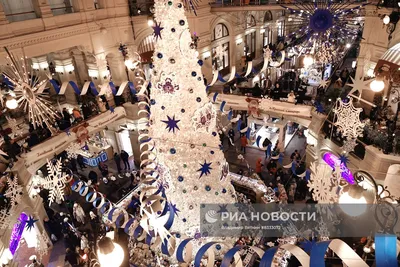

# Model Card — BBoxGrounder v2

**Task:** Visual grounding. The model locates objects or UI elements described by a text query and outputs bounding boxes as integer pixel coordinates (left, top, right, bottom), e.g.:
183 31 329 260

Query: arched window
212 23 229 41
264 11 273 23
246 15 256 29
0 0 37 22
138 35 155 63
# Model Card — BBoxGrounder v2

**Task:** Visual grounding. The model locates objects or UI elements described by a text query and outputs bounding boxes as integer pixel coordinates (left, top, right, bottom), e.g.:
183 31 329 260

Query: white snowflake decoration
6 116 18 135
0 209 12 229
333 98 365 139
36 231 50 260
308 162 340 203
342 137 357 153
5 176 23 208
192 103 217 133
66 142 82 159
42 159 71 205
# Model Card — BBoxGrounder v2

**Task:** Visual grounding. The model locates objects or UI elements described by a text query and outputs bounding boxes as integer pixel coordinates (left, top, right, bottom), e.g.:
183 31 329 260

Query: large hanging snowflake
347 75 372 96
66 142 82 159
333 98 364 139
308 162 340 203
342 137 358 153
2 47 58 130
4 176 23 208
192 103 217 132
42 159 72 205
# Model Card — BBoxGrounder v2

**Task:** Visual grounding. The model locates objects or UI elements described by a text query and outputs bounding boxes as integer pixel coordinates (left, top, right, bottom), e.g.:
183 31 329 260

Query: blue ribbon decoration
194 242 217 267
246 127 251 139
176 238 193 262
221 246 243 267
213 92 219 102
235 73 241 78
291 161 297 174
259 247 278 267
278 153 284 165
266 144 272 158
227 110 233 120
86 81 99 96
49 79 61 94
218 73 227 83
375 234 398 267
237 119 242 131
310 240 331 267
220 101 226 112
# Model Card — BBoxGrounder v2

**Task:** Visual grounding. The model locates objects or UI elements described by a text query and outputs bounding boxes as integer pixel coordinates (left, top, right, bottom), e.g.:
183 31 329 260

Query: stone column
31 0 53 18
71 0 85 12
71 49 90 86
96 53 115 107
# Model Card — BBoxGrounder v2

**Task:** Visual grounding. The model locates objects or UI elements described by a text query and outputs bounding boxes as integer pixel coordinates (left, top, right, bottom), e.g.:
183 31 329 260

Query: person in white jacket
287 91 296 103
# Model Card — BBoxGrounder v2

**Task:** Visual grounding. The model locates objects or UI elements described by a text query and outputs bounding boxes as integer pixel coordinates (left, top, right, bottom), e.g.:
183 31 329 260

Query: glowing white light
370 79 385 92
303 55 314 66
203 51 211 59
367 68 375 77
363 246 371 253
352 61 356 68
39 62 49 69
346 43 351 48
65 64 75 72
383 15 390 25
97 242 124 267
32 63 40 70
102 70 110 77
148 19 154 27
339 192 367 217
88 69 99 77
236 38 243 45
55 66 64 73
260 28 266 34
6 97 18 109
124 59 133 69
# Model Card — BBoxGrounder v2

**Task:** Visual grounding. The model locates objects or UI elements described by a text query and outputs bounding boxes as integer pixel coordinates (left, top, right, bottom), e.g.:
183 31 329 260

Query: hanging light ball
97 237 124 267
370 79 385 92
147 18 154 27
303 55 314 67
6 96 18 109
339 184 368 217
383 15 390 25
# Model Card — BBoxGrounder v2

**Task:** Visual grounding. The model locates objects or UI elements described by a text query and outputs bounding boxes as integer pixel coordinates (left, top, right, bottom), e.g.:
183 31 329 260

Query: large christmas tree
146 0 236 256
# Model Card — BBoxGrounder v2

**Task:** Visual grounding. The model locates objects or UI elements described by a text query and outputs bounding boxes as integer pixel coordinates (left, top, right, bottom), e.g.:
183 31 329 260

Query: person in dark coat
62 108 72 128
88 171 98 184
113 152 122 173
228 128 235 146
98 162 109 177
65 248 79 267
120 150 130 170
252 83 262 97
77 154 85 169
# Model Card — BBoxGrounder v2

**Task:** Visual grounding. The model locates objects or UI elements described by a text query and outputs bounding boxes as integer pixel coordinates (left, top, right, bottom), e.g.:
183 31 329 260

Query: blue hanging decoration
278 153 284 165
375 234 398 267
266 144 272 159
305 169 311 181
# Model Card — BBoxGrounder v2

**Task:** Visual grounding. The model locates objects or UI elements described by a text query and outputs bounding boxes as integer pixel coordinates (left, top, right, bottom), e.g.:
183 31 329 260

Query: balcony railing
5 10 37 22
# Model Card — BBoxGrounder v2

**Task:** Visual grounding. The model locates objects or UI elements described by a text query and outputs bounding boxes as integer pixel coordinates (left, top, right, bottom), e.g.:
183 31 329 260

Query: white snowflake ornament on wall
36 231 50 260
192 103 217 132
42 159 72 205
308 162 340 203
66 142 82 159
4 176 23 208
333 98 365 139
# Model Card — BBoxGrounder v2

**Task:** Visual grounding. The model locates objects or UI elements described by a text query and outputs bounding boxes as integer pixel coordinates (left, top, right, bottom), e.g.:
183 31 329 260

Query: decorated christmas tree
146 0 236 255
